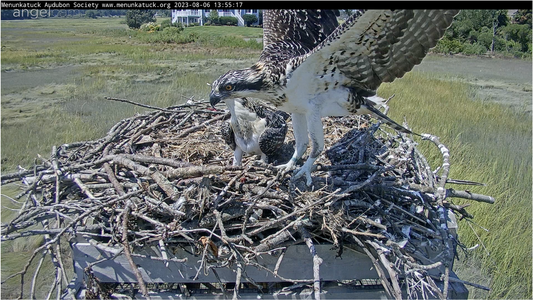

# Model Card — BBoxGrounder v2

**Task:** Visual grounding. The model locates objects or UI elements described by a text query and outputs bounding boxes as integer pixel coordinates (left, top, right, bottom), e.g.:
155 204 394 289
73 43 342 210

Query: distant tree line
339 9 531 59
82 10 127 18
125 10 155 28
435 9 531 58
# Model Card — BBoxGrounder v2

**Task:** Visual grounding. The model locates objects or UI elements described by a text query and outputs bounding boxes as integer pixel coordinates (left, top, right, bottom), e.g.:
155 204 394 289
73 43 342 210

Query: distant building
171 9 260 27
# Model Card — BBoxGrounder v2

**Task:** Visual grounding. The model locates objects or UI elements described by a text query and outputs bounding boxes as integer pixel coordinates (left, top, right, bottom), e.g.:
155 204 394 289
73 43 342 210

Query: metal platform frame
63 238 468 299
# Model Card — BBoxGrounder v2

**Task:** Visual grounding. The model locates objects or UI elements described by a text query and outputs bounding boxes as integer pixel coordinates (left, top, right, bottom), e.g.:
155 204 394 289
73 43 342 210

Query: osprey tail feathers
363 97 419 136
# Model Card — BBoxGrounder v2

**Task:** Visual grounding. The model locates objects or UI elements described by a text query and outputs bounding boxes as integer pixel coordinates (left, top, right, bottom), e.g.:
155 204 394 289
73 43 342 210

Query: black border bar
1 1 531 10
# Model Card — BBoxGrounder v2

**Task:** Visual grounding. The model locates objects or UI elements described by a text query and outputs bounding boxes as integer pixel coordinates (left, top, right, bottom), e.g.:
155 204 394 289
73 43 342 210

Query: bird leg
233 147 243 166
276 112 309 171
293 110 324 186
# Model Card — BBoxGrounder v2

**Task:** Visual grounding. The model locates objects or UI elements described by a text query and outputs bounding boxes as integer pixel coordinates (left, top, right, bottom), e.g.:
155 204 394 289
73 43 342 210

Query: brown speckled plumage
220 98 289 165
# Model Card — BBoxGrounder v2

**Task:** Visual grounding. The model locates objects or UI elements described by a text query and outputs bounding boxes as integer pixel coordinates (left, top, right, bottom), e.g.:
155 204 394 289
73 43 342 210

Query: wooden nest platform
1 99 494 300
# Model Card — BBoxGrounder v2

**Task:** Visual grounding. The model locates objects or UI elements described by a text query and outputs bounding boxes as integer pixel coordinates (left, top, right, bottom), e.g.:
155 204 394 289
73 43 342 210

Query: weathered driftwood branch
2 225 105 241
349 236 396 298
430 274 490 291
104 96 177 112
164 165 243 179
121 201 151 299
446 188 495 204
103 145 126 196
367 241 403 300
298 225 323 300
421 134 450 204
29 249 48 300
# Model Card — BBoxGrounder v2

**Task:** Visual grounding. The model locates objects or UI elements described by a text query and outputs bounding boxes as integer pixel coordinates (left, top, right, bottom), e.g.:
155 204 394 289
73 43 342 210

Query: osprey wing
310 10 459 91
261 9 341 62
244 101 289 157
259 112 288 157
259 126 288 157
221 122 236 151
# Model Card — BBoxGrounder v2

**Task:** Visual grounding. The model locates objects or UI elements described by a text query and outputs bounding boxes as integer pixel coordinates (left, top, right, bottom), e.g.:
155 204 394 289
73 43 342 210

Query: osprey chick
220 98 289 166
210 10 459 185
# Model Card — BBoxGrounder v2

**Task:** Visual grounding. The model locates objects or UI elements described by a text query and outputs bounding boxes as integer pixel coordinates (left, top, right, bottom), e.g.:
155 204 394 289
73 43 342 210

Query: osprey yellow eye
225 84 233 91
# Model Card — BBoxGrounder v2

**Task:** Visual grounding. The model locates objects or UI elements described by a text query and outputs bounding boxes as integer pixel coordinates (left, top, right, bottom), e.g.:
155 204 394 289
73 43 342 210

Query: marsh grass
1 248 56 299
2 18 261 70
1 18 261 172
379 72 532 299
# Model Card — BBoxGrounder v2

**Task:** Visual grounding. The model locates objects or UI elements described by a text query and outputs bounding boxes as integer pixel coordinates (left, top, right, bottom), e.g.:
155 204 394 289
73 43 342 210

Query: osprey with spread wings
210 10 459 185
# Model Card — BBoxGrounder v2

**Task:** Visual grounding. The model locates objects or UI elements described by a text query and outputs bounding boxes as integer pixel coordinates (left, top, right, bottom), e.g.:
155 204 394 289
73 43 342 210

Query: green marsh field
1 17 531 299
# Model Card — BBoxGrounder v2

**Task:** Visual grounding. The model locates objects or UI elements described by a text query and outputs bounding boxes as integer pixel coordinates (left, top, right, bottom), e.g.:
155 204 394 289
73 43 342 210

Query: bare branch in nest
104 96 176 113
121 201 151 299
298 224 323 300
446 188 495 204
1 99 493 299
421 134 450 204
367 241 403 300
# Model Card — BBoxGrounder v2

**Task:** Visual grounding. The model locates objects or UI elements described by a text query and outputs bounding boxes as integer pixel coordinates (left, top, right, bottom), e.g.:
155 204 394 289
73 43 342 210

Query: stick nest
1 100 493 300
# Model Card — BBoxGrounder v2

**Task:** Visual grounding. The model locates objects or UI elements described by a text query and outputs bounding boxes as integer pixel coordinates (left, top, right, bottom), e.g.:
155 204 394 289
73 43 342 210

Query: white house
171 9 260 27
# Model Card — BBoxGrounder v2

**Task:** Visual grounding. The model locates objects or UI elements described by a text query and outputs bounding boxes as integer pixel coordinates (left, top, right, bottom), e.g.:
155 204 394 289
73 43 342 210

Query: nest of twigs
1 98 494 300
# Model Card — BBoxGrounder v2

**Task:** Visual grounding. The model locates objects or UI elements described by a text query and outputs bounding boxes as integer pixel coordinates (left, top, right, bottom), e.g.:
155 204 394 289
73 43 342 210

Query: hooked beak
209 90 222 108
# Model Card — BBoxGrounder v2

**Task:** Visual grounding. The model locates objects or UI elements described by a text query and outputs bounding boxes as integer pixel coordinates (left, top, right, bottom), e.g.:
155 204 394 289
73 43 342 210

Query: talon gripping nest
1 100 493 300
